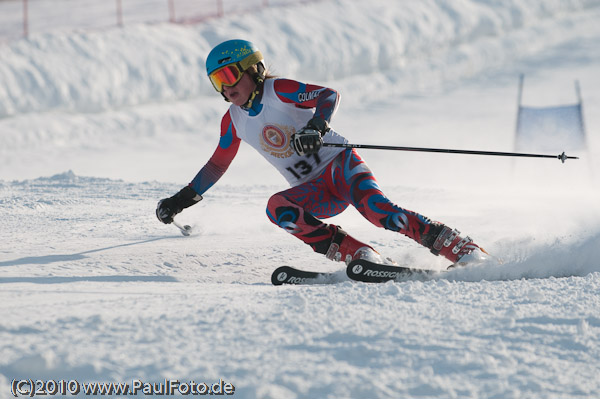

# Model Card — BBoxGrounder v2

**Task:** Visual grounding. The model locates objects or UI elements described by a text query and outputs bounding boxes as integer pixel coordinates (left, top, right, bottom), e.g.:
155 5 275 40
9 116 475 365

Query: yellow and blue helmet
206 39 264 93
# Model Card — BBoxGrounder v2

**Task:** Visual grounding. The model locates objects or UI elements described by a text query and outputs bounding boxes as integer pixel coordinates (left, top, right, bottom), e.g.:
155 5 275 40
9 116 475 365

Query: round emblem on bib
261 125 294 158
263 125 287 149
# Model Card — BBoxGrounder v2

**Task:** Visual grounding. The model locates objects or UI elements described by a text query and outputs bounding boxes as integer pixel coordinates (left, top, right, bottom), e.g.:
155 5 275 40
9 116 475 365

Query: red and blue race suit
190 78 437 257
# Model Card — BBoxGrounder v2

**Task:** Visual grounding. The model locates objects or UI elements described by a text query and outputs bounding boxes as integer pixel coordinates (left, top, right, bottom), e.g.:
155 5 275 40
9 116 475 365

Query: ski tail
271 266 338 285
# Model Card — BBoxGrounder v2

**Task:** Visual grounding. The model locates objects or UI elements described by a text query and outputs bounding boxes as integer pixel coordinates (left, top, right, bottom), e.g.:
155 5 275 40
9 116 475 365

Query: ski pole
322 142 578 163
173 220 192 236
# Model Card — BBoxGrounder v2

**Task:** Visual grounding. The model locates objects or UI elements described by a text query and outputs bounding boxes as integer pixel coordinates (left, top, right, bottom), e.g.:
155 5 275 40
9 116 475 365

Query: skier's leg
327 149 431 239
266 188 341 255
266 172 379 263
330 149 486 264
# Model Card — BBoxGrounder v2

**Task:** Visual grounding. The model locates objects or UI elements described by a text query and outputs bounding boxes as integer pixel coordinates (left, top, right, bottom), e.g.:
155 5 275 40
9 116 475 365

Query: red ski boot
325 226 385 265
424 223 489 267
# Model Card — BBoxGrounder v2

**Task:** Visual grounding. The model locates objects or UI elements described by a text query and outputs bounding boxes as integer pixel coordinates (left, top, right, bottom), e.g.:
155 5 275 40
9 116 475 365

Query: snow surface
1 0 600 398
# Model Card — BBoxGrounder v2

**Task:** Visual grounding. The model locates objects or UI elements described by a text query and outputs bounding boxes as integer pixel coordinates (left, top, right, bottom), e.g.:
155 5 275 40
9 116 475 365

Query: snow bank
3 0 600 184
1 0 600 118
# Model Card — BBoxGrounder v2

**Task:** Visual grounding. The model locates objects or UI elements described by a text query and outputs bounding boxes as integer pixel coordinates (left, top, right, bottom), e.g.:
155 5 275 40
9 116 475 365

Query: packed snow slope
1 1 600 398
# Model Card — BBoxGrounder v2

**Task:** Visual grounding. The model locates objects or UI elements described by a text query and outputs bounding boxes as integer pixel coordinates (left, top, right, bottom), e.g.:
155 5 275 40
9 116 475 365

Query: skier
156 39 488 267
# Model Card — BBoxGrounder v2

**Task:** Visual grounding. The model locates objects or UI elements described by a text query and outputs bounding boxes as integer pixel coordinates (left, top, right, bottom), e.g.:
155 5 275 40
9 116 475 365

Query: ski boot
325 226 385 266
423 223 490 268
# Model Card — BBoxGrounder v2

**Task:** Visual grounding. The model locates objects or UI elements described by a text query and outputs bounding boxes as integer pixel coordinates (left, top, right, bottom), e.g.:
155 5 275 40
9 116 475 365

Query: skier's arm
273 78 340 123
189 112 241 195
156 112 241 224
274 79 339 156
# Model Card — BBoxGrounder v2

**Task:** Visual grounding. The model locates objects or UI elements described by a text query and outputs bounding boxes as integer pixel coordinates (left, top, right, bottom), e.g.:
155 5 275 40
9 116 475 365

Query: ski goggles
208 52 263 92
209 64 245 93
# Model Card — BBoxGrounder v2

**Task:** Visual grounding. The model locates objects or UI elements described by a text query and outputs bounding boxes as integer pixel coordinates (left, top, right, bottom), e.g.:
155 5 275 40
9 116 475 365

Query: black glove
291 117 330 156
156 186 203 224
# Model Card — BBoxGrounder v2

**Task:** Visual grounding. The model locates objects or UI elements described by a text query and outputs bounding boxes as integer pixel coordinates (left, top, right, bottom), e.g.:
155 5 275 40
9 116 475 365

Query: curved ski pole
323 143 579 163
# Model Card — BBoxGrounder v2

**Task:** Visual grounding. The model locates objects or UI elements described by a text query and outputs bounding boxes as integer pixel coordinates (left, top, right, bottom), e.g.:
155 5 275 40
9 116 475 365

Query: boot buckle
452 236 473 255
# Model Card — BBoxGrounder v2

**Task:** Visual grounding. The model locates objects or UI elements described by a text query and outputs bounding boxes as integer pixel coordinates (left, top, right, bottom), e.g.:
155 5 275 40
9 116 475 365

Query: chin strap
242 63 266 109
242 86 262 110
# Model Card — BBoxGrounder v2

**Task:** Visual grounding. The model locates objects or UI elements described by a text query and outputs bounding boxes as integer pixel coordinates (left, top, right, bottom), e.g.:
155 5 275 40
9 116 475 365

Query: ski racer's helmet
206 39 265 93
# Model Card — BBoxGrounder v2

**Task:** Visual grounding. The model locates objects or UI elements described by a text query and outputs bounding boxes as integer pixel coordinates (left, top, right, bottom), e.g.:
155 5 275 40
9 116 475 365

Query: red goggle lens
209 64 243 92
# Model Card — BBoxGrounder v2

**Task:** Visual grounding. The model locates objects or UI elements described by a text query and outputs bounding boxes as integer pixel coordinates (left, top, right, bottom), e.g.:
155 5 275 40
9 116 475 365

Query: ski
272 261 444 285
346 259 440 283
271 266 338 285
